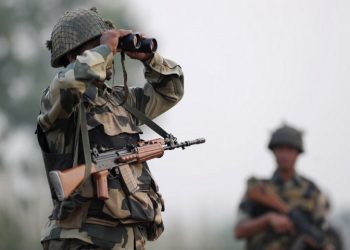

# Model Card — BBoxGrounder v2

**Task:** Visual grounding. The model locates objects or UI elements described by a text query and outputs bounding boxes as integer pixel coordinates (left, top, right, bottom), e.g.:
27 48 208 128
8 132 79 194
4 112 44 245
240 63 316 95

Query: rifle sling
75 95 171 195
123 103 170 139
73 103 81 167
72 101 93 194
80 101 93 182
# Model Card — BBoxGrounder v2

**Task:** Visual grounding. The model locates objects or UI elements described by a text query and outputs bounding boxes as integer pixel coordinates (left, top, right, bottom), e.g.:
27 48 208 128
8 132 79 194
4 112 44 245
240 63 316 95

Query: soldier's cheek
106 69 112 81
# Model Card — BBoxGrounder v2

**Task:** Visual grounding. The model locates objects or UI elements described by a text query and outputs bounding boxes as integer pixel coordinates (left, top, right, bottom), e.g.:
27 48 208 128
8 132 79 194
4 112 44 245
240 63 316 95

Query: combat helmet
268 124 304 153
46 7 113 68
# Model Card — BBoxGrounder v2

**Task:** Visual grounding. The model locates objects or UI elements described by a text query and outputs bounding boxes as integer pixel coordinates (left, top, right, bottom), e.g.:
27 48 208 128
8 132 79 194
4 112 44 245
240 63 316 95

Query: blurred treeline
0 0 349 249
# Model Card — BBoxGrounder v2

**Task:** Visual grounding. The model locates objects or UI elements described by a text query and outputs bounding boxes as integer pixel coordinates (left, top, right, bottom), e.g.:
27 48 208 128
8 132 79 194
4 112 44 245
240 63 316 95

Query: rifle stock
49 164 97 201
118 141 164 163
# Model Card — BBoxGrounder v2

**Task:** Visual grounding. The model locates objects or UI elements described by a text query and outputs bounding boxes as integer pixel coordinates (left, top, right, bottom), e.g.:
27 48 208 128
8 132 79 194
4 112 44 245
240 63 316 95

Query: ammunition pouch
86 162 164 240
37 124 93 228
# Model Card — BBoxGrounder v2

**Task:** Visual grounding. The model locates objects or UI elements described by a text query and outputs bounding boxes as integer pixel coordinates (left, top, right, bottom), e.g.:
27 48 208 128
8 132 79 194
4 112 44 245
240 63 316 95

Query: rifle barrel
164 138 206 150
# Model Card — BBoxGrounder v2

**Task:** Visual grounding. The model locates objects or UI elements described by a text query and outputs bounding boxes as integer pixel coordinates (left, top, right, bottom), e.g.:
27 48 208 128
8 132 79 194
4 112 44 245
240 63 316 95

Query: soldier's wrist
265 212 274 226
142 53 156 65
141 53 154 63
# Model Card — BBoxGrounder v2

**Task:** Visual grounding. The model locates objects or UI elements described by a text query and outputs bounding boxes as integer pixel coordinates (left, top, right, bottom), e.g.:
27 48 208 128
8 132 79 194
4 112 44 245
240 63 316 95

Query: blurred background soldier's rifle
50 137 205 201
246 182 328 249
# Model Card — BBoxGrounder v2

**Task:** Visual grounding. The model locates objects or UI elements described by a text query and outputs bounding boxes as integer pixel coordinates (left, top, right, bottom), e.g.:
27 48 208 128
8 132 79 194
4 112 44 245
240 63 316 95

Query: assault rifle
246 182 327 249
50 137 205 201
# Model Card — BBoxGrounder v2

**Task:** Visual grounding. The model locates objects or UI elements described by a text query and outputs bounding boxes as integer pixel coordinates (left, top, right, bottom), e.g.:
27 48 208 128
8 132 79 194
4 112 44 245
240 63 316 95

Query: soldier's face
273 146 299 170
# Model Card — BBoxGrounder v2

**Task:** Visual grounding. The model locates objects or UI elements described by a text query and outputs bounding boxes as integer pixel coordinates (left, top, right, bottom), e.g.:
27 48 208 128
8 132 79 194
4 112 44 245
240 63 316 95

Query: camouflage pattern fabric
236 172 329 250
41 226 146 250
37 44 184 249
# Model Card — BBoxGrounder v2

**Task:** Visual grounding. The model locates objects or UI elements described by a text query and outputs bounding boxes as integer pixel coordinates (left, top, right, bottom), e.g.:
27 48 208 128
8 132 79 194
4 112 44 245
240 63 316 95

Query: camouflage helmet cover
47 8 113 68
268 124 304 153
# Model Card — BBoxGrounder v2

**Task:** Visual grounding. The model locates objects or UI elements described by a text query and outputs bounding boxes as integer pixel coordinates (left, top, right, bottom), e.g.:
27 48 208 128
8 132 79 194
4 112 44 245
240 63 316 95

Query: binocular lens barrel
118 33 141 50
118 33 157 53
139 38 157 53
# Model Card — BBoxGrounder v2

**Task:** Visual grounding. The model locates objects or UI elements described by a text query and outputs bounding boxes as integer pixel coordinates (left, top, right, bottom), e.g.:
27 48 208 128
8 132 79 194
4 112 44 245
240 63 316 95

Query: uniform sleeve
313 190 330 227
38 45 113 131
235 177 265 225
127 52 184 121
235 198 254 226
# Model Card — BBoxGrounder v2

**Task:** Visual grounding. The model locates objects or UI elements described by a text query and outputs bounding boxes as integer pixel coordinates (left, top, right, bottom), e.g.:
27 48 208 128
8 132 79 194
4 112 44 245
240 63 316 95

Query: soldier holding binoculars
37 7 184 250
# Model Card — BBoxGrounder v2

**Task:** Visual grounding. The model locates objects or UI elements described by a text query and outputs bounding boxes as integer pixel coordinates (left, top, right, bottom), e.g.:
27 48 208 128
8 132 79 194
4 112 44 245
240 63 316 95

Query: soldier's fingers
117 29 132 37
126 51 146 57
276 226 288 234
274 220 293 234
303 236 319 248
125 51 137 58
102 29 132 38
125 51 152 61
284 220 294 232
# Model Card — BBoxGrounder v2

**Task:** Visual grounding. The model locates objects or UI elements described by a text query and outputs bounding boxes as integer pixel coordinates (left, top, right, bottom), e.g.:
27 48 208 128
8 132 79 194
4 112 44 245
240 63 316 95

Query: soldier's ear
104 20 115 29
66 52 75 63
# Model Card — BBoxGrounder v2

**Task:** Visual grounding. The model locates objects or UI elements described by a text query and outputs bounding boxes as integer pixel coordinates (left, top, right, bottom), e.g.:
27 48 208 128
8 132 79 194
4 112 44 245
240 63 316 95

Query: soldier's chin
278 163 293 171
106 69 112 81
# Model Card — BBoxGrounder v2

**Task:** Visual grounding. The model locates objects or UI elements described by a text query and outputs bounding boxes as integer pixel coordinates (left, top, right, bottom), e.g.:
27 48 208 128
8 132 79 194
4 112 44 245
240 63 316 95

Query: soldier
37 8 184 250
233 124 339 250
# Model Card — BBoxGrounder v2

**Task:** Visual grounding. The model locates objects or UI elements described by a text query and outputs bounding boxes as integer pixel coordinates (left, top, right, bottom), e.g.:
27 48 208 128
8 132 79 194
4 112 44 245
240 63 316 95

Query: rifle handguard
118 143 164 163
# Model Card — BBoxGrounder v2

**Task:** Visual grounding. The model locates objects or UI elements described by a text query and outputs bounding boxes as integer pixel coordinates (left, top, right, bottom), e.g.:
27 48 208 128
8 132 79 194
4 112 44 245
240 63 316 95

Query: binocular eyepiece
118 33 157 53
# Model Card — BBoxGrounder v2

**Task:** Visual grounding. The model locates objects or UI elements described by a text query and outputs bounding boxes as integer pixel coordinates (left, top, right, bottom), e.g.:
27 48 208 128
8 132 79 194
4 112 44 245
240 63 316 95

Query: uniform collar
271 170 303 187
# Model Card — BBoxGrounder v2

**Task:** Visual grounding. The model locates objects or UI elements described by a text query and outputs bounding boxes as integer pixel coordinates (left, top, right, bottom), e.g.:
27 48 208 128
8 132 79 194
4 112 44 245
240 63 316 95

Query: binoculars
118 33 157 53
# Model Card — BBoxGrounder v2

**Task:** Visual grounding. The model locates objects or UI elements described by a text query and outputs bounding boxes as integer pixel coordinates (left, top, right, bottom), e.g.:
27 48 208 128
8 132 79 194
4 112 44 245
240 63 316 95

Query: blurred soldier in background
233 124 342 250
36 7 184 250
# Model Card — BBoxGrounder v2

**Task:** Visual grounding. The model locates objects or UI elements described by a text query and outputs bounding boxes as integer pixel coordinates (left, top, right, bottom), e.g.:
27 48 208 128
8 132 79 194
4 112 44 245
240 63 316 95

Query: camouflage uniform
236 173 329 250
37 28 184 250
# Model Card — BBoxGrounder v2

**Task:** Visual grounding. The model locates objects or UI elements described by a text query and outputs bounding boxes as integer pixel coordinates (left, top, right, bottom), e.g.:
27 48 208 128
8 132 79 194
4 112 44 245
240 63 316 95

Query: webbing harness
73 57 177 191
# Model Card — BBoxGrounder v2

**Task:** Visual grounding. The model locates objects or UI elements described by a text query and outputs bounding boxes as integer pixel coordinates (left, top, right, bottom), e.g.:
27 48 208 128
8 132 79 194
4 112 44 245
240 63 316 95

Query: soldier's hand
100 29 132 54
267 213 294 234
322 244 336 250
126 51 153 61
303 236 336 250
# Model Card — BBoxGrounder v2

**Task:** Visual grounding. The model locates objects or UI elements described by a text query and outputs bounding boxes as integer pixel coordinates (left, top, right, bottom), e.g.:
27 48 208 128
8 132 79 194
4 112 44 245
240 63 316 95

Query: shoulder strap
72 101 93 192
73 104 81 167
76 97 173 189
115 53 172 141
123 103 171 139
79 101 93 182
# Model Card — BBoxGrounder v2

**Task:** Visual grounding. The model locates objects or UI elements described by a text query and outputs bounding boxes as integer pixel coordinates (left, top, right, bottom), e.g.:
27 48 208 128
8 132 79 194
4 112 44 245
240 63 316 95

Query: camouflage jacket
236 172 329 250
37 44 184 249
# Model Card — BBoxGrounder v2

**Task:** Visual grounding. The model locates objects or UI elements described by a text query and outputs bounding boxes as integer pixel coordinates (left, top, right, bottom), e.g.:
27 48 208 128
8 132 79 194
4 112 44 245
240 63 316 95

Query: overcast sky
96 0 350 228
